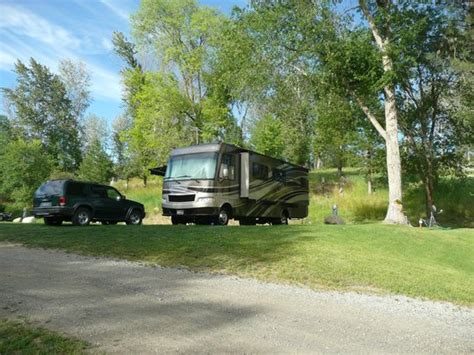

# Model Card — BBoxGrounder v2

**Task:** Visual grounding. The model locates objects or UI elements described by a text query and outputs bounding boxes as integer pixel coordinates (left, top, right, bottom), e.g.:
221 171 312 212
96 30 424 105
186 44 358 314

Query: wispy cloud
99 0 130 22
0 3 122 101
0 4 81 49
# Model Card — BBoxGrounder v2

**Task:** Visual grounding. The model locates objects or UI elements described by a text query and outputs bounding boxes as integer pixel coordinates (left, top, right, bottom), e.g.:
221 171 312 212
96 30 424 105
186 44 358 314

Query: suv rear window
35 181 64 196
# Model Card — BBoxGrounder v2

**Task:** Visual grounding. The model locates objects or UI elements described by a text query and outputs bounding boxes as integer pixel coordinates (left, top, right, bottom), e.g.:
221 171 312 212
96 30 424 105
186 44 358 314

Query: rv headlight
162 197 167 203
198 197 214 203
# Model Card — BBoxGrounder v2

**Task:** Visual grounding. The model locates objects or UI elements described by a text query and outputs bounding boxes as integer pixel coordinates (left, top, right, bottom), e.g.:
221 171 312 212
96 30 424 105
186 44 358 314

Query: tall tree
2 58 81 171
112 31 149 184
356 0 406 223
394 1 472 216
131 0 235 143
215 5 316 165
58 59 91 122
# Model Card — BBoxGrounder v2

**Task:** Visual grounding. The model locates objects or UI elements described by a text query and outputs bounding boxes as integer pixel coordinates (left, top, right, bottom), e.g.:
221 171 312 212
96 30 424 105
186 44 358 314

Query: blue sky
0 0 247 123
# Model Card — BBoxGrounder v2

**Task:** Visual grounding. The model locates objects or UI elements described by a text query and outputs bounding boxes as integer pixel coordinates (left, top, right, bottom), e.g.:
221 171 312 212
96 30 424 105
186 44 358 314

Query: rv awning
149 165 167 176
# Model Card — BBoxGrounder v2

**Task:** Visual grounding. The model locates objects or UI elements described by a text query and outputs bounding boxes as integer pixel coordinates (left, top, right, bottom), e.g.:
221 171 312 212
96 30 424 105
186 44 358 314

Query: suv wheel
126 210 142 225
73 208 91 226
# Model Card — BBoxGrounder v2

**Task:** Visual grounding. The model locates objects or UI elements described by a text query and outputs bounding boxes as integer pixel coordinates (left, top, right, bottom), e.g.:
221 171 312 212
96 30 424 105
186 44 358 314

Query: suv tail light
59 196 67 206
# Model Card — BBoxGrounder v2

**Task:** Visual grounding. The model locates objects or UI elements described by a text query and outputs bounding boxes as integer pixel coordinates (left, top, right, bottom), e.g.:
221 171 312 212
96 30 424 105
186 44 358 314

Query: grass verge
0 319 89 354
0 223 472 305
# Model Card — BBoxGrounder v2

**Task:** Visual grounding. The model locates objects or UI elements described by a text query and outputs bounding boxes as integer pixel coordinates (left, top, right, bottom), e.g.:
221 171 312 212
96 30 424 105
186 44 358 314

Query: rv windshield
164 152 218 180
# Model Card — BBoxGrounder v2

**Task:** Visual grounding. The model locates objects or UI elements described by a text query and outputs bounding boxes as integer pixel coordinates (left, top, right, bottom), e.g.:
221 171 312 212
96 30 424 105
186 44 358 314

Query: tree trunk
383 86 407 224
424 177 435 219
143 174 147 187
368 177 373 195
360 0 407 224
316 154 323 169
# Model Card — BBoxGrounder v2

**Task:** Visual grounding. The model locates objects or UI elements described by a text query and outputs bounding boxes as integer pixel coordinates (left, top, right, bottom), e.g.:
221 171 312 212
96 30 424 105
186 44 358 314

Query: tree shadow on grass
0 223 309 272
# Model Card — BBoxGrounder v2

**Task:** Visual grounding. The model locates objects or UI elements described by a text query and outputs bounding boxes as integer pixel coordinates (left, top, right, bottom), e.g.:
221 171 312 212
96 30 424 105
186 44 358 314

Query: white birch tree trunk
360 0 407 224
383 85 406 223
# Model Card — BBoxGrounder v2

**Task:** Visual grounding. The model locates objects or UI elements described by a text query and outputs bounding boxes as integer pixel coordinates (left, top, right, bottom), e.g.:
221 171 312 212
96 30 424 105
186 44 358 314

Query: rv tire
216 207 230 226
171 216 186 225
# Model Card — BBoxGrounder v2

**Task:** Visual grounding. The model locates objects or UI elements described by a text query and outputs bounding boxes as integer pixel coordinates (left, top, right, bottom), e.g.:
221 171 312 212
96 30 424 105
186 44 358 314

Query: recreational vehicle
151 143 309 225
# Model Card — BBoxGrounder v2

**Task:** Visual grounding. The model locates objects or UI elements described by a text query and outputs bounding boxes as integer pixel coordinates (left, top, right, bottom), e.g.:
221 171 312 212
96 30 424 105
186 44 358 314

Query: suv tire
126 209 143 225
73 208 91 226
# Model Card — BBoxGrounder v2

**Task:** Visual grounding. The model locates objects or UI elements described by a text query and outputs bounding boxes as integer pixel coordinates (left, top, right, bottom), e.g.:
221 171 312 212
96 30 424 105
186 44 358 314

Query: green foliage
77 139 113 184
2 59 81 172
130 0 235 144
127 72 191 171
314 93 358 171
0 139 52 207
0 319 88 354
250 115 285 159
390 2 472 214
0 115 12 151
111 115 138 180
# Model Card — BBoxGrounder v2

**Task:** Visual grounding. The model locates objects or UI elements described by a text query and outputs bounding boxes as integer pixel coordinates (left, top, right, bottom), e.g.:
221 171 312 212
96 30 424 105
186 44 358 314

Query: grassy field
0 319 89 354
0 223 472 305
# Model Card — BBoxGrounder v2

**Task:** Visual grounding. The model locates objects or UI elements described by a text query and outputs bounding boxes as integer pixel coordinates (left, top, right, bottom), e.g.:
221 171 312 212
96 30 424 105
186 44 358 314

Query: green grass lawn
0 319 89 354
0 223 472 305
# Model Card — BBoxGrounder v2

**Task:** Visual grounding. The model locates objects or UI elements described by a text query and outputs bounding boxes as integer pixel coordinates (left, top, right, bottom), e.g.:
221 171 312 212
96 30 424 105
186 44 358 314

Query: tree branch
351 92 387 141
359 0 384 50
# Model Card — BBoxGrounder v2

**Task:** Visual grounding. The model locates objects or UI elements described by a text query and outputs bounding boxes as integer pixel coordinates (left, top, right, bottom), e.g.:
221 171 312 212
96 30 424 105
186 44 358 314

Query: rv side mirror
222 167 229 178
220 165 230 179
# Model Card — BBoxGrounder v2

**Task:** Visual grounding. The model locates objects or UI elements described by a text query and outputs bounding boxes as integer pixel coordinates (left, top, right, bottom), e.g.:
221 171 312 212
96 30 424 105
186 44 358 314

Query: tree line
1 0 472 222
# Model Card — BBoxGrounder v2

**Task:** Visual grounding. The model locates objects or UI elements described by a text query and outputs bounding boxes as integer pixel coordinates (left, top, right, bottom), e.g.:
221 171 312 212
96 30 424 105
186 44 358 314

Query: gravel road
0 242 472 353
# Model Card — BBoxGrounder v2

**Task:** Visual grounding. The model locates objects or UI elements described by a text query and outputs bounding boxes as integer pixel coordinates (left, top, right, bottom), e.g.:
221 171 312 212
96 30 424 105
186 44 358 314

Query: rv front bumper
162 207 219 217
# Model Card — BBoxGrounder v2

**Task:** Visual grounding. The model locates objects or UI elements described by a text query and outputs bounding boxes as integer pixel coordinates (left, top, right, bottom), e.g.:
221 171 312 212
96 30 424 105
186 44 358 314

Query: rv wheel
216 207 230 226
171 216 186 225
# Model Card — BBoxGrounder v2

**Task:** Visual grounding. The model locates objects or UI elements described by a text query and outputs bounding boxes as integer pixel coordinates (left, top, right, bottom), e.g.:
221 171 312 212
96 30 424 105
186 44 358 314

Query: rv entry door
240 152 249 198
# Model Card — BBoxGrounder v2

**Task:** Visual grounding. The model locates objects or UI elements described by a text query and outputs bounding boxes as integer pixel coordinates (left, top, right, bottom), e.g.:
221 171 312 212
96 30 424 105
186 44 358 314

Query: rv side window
252 163 269 180
219 154 235 180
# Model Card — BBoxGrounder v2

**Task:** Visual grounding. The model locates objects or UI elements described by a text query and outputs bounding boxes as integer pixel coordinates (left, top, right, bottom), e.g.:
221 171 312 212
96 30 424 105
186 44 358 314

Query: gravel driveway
0 242 472 353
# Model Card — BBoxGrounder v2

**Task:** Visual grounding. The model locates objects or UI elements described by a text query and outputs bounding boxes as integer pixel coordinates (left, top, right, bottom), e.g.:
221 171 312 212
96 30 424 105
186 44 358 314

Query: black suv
32 180 145 226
